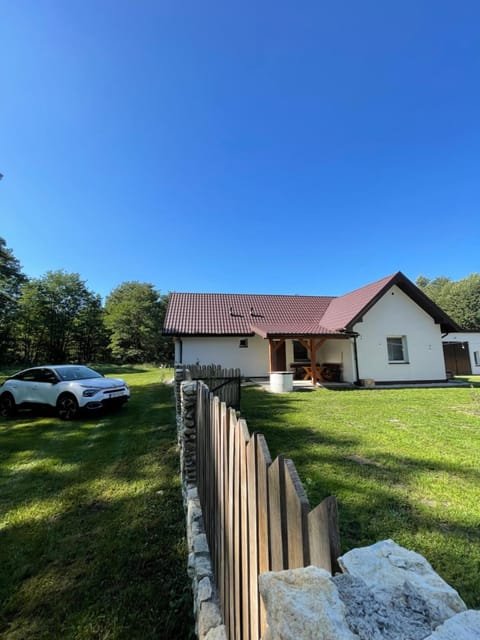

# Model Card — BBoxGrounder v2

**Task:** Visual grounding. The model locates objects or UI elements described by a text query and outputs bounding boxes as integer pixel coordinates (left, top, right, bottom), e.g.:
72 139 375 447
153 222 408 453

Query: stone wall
176 371 227 640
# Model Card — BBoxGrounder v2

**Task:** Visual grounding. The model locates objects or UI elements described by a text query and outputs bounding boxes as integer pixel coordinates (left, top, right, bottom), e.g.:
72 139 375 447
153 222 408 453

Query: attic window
239 339 248 349
387 336 409 363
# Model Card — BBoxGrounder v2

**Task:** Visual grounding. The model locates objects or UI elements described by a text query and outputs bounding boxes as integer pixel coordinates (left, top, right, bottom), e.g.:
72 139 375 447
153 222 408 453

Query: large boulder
338 539 467 628
259 566 357 640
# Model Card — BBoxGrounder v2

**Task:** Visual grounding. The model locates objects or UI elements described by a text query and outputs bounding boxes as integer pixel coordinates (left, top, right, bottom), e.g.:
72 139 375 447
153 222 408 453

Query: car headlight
82 388 98 397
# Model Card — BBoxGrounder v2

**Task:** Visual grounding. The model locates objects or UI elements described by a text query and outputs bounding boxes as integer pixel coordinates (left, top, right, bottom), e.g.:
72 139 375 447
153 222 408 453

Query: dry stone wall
177 372 227 640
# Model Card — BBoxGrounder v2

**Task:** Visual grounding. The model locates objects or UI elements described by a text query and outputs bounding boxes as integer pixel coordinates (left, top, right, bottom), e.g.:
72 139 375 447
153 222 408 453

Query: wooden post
310 338 316 386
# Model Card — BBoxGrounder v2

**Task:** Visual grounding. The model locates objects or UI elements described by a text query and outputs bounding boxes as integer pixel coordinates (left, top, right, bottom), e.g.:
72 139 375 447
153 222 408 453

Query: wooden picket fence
181 363 241 410
195 381 341 640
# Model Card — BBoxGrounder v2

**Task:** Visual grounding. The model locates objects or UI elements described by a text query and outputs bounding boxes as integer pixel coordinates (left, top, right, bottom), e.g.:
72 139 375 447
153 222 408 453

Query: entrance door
443 342 472 375
272 341 286 371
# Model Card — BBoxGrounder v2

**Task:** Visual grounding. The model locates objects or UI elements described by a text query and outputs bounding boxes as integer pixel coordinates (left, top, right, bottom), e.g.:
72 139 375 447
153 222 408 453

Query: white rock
204 624 228 640
198 601 223 638
198 576 213 602
338 539 467 626
195 554 212 579
258 566 357 640
194 533 210 555
426 610 480 639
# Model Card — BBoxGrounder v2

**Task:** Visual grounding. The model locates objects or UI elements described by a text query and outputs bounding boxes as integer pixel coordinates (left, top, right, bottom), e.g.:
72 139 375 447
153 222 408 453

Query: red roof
163 272 460 337
163 293 334 336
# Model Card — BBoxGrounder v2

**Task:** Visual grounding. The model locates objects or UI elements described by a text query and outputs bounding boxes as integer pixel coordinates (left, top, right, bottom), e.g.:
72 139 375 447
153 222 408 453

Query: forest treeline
1 236 479 366
0 237 173 365
416 273 480 331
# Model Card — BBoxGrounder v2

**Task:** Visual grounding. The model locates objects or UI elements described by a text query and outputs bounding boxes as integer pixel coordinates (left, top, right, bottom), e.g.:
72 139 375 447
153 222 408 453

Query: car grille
102 387 126 395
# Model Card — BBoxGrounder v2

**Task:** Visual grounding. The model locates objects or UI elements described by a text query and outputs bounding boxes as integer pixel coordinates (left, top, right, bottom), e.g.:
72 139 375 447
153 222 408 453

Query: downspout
352 335 360 386
174 337 183 364
340 329 360 385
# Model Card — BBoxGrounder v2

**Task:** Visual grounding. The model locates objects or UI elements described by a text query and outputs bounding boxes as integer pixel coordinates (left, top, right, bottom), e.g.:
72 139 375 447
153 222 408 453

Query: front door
272 341 286 371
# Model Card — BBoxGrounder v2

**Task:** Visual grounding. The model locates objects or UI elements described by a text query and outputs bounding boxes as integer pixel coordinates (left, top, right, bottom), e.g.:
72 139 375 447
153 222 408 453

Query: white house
163 272 460 385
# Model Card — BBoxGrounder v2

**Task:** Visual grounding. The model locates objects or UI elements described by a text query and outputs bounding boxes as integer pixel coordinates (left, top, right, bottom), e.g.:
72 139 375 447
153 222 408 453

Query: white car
0 365 130 420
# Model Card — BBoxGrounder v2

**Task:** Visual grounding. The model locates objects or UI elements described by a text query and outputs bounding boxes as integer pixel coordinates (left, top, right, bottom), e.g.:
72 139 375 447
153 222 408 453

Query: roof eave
162 331 255 338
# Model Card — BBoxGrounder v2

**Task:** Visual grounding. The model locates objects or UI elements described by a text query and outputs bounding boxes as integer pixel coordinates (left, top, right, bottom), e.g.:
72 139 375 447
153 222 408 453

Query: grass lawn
241 377 480 609
0 366 193 640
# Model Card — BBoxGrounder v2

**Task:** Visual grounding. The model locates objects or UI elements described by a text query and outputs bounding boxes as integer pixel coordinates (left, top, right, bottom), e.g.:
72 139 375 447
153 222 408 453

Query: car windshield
54 366 103 381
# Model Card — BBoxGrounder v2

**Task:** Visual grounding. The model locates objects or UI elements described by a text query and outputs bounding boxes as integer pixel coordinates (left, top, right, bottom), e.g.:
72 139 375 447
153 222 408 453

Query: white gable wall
178 334 270 377
353 285 447 382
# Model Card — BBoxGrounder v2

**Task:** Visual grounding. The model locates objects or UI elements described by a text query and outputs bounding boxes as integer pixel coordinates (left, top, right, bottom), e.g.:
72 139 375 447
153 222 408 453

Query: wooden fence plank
284 458 310 568
268 456 287 571
255 434 271 637
218 401 228 625
246 437 259 640
233 412 242 640
214 396 221 582
308 495 341 574
227 408 236 640
239 419 251 640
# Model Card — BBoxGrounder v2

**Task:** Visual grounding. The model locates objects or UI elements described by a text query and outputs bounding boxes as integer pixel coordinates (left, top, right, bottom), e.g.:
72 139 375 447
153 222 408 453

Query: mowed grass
0 366 193 640
241 377 480 608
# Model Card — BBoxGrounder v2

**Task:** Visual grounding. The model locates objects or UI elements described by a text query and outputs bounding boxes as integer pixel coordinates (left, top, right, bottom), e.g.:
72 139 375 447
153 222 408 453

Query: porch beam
309 338 327 385
268 339 286 372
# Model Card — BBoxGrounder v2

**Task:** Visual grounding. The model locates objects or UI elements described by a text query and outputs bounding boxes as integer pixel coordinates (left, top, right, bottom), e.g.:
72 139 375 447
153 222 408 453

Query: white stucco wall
317 339 355 383
177 334 271 377
442 333 480 375
353 285 447 382
177 335 356 381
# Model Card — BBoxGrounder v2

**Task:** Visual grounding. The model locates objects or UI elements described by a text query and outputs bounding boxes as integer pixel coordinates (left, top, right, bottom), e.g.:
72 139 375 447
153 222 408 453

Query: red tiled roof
320 273 397 330
163 293 333 336
163 272 460 337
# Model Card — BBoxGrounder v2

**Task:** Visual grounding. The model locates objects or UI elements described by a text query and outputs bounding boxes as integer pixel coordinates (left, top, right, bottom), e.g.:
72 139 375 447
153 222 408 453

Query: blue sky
1 1 479 300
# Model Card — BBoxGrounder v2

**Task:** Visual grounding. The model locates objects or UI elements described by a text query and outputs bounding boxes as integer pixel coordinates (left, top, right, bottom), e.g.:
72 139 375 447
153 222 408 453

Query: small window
239 339 248 348
474 351 480 367
387 336 408 363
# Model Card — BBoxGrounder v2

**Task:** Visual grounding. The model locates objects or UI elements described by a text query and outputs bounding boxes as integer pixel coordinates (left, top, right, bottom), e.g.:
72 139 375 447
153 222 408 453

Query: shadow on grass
0 372 193 640
240 386 480 609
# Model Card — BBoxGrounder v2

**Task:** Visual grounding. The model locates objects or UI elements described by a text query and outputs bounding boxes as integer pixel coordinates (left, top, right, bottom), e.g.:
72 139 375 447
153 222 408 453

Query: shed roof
163 272 460 337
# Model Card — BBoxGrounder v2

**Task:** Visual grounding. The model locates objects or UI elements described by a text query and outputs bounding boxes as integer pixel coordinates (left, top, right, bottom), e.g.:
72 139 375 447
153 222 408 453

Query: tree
16 270 107 363
416 273 480 330
0 237 27 363
104 282 173 363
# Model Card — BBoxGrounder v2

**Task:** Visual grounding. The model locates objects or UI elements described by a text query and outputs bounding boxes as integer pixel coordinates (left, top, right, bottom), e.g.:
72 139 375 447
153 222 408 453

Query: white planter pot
270 372 293 393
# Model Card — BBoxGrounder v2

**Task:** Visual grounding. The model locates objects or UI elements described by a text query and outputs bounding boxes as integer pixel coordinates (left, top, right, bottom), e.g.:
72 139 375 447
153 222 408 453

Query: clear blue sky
1 1 479 299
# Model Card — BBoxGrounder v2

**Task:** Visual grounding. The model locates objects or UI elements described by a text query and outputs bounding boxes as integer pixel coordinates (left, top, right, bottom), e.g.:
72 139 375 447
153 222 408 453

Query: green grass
241 377 480 608
0 366 193 640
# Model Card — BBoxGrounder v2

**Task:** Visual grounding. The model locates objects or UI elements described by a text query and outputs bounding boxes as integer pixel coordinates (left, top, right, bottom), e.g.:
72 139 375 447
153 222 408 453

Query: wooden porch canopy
251 324 349 386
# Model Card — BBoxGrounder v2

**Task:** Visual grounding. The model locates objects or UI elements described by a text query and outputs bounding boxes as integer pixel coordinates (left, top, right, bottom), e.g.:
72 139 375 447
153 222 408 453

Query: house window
293 341 309 361
239 339 248 348
387 336 408 363
474 351 480 366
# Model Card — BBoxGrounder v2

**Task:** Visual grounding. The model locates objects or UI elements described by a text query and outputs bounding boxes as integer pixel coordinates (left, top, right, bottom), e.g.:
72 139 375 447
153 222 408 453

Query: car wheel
57 394 79 420
0 393 17 418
